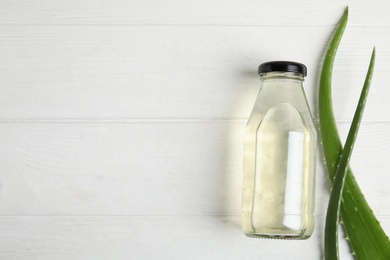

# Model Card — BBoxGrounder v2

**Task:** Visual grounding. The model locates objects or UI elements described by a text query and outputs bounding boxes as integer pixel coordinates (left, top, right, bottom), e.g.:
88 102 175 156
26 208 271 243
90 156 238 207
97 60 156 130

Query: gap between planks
0 118 388 124
0 118 246 124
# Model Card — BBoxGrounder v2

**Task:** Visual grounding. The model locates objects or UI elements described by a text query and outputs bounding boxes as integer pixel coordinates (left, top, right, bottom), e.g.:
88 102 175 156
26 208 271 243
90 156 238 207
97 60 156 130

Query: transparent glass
241 72 317 239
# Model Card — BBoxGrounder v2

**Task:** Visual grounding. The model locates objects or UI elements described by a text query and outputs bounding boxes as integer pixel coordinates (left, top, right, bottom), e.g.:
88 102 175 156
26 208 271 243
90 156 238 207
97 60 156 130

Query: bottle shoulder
249 83 315 124
246 100 316 136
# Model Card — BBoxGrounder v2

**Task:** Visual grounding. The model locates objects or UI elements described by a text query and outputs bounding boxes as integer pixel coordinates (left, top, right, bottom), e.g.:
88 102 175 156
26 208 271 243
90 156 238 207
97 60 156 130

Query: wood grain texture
0 121 388 218
0 25 388 120
0 0 388 26
0 121 242 216
0 0 389 259
1 215 385 260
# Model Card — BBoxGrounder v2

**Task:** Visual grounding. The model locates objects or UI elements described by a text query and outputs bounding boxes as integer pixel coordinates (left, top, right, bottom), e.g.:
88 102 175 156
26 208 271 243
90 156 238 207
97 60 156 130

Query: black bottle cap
258 61 307 77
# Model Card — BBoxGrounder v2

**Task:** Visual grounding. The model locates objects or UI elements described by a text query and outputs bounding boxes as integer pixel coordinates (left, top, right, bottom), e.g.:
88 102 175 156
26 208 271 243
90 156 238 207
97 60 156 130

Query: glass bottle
241 61 317 239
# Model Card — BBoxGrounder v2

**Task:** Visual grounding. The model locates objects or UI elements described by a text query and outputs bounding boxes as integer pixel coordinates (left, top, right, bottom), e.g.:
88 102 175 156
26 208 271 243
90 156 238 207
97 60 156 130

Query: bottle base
244 228 311 240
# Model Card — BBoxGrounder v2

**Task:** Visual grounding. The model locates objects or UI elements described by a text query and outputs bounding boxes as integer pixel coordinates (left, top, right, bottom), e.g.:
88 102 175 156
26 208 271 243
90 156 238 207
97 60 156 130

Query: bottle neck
260 71 304 82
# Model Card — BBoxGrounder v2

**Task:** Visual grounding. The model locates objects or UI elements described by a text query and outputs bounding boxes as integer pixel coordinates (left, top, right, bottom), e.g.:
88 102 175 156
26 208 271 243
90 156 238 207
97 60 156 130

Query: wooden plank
0 121 388 216
0 0 387 26
1 215 385 259
0 121 243 215
0 25 387 120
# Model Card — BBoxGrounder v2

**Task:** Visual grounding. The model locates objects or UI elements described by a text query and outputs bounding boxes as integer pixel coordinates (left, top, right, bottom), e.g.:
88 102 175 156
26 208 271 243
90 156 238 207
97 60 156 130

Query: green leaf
319 7 390 259
324 48 375 260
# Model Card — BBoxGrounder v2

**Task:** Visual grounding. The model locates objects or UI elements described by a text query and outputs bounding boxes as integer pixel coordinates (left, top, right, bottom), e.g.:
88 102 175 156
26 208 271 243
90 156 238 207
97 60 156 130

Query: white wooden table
0 1 389 259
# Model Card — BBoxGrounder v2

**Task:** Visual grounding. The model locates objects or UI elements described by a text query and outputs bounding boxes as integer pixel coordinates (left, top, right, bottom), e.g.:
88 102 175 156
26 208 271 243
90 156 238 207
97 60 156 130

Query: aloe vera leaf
319 8 390 259
324 48 375 260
